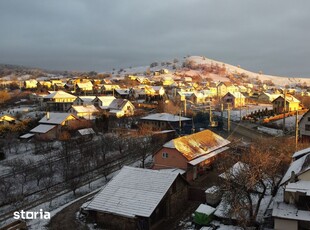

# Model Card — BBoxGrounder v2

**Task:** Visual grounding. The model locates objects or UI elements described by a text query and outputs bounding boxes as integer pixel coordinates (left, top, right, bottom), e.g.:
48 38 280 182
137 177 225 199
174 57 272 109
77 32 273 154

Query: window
306 124 310 131
162 152 168 158
308 117 310 122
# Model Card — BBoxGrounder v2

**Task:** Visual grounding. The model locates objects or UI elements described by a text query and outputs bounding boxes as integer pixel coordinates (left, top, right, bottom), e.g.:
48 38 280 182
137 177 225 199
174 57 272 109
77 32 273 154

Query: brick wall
153 147 188 170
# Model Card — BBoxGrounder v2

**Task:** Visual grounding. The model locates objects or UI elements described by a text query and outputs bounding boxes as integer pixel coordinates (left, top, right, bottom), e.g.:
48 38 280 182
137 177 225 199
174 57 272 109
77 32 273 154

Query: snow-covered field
214 104 273 122
187 56 310 87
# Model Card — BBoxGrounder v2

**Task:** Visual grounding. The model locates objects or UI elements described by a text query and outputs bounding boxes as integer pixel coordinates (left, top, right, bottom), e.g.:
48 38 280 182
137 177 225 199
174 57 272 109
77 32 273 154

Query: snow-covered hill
186 56 310 86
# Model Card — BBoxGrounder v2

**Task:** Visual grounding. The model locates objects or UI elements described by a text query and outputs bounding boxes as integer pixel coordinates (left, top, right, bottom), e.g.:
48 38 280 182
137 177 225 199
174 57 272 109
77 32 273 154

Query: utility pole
209 103 212 124
282 90 286 133
227 104 231 132
239 94 242 122
184 99 187 116
221 103 223 119
295 109 299 150
179 110 182 136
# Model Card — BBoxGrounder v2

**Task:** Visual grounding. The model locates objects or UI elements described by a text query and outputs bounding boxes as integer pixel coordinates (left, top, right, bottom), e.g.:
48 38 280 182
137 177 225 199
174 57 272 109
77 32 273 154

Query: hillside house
0 114 16 125
24 79 38 89
38 80 52 89
145 86 165 98
69 105 98 120
161 75 175 86
101 84 120 94
272 151 310 230
75 81 93 93
43 90 76 111
140 113 191 132
222 92 246 108
258 92 281 103
92 96 116 108
272 94 300 114
73 96 96 106
108 99 135 118
217 82 238 97
153 130 230 181
84 166 188 230
30 112 79 140
114 89 132 99
298 110 310 142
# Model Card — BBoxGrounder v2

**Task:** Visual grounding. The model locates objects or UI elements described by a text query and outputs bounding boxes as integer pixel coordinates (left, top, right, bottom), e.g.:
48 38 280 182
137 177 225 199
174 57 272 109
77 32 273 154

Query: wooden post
295 109 299 150
227 104 231 132
283 91 286 133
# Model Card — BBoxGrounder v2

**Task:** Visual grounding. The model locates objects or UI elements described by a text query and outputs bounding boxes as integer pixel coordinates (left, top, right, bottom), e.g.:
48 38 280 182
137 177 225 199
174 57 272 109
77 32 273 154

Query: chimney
46 112 50 120
289 171 297 183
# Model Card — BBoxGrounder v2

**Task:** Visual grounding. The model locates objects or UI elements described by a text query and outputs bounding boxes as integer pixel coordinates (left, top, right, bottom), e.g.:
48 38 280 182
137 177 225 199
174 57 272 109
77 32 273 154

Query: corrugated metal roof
86 166 179 218
30 124 56 133
189 146 230 165
163 130 230 161
71 105 98 113
141 113 191 122
44 90 76 99
39 112 77 125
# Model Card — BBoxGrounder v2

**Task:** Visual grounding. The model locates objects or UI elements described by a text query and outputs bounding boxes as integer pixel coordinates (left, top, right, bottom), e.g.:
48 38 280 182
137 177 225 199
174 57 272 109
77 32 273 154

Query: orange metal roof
168 130 230 161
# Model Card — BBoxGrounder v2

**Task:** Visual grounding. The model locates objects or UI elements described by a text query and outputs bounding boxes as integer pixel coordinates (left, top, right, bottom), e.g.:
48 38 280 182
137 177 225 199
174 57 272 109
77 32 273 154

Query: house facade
272 94 300 114
217 82 238 97
43 90 77 111
222 92 245 108
140 113 191 133
299 110 310 142
153 130 230 181
30 112 79 140
272 151 310 230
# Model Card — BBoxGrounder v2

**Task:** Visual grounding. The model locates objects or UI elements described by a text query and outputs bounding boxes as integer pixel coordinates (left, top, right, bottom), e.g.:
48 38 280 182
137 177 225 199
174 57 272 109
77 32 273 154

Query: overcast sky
0 1 309 76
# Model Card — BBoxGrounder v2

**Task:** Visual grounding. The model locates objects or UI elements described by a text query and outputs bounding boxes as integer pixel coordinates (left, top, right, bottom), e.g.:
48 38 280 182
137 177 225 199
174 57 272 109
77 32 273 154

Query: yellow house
24 79 38 89
272 94 300 114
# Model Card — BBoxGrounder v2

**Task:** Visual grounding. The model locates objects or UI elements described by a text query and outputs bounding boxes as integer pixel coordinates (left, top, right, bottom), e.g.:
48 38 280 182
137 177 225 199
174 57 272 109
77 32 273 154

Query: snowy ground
2 155 153 229
214 104 273 122
271 114 303 131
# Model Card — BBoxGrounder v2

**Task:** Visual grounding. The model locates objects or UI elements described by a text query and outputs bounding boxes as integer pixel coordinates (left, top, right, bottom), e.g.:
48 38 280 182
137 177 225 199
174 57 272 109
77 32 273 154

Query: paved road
220 120 271 141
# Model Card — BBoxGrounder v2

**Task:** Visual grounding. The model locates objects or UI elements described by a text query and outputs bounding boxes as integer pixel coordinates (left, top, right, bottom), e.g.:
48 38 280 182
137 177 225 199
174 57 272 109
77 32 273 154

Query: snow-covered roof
86 166 179 218
189 146 229 165
141 113 191 122
39 112 77 125
78 128 95 136
272 202 310 221
205 186 219 194
109 99 132 110
157 168 185 175
77 96 96 103
44 90 76 99
272 94 300 103
115 89 130 95
71 105 98 113
76 81 93 88
19 133 34 139
285 181 310 196
162 130 230 161
292 147 310 159
224 91 245 98
30 124 56 134
280 153 310 185
195 204 216 215
219 161 248 179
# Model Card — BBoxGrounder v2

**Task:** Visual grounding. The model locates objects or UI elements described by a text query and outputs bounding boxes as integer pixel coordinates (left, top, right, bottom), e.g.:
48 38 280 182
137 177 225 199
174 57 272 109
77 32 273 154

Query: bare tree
220 137 304 227
0 177 14 205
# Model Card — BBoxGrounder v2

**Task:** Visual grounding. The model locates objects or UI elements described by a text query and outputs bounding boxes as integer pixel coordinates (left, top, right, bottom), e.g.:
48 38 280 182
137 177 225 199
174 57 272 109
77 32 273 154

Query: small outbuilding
84 166 188 230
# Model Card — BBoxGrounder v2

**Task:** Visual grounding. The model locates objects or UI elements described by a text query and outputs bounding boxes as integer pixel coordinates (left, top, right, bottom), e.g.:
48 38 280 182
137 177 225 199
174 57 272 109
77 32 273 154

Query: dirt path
46 194 95 230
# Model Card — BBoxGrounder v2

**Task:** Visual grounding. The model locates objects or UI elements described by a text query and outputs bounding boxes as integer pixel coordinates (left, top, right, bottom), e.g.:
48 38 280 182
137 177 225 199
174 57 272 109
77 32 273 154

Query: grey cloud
0 0 309 76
